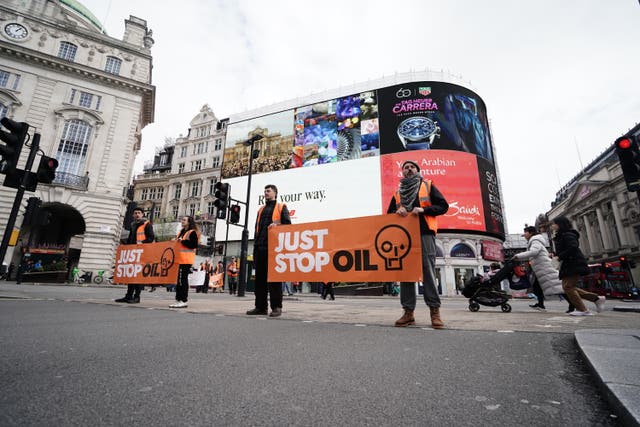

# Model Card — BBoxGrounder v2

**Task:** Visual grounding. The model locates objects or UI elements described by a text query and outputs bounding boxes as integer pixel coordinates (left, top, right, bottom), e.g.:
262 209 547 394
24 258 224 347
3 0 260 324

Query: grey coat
514 234 563 296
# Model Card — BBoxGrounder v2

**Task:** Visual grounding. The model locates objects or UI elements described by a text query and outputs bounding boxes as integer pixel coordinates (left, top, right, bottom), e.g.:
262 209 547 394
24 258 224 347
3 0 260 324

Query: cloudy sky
81 0 640 233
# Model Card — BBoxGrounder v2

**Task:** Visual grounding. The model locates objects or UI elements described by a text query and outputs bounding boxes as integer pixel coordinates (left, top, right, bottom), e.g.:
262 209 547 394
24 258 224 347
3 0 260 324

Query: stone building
0 0 155 278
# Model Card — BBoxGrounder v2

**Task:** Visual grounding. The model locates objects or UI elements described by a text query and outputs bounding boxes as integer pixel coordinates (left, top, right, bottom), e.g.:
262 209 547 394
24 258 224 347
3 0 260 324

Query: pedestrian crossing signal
230 205 241 224
36 155 59 184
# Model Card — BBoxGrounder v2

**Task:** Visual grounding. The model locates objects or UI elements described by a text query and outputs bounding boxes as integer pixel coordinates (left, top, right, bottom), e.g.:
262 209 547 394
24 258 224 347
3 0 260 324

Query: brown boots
430 307 445 329
394 309 415 327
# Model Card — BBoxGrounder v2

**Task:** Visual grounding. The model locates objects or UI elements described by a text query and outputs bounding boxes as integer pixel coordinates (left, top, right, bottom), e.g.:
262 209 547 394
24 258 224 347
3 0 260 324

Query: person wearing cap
387 159 449 329
227 257 239 295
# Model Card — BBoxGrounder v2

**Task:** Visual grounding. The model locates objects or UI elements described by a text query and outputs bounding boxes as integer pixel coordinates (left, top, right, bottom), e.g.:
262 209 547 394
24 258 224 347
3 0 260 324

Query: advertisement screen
217 81 505 241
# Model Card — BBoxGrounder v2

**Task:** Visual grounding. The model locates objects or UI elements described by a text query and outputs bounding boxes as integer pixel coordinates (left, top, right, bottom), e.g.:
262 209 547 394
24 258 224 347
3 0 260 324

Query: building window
141 188 149 200
58 41 78 61
171 205 179 219
214 138 222 150
105 56 122 75
149 187 157 200
190 181 201 197
0 103 7 119
157 187 164 199
212 156 221 168
0 70 8 88
78 92 93 108
450 243 476 258
178 163 185 173
208 178 217 194
56 119 92 175
192 159 203 171
188 203 197 217
174 183 182 199
207 201 215 215
152 205 161 220
180 146 188 157
196 142 206 154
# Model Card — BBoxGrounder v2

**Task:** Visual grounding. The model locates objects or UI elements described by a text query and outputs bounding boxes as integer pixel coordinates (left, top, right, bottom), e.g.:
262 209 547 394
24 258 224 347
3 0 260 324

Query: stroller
462 260 520 313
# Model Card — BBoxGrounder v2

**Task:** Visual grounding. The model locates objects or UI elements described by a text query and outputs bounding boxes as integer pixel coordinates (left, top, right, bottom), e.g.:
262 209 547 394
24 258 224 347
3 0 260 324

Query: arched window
450 243 475 258
56 119 92 175
105 56 122 75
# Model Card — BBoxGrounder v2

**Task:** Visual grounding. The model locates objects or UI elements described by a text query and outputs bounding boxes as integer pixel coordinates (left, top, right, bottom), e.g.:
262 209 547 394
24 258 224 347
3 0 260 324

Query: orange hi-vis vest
227 261 238 277
393 180 439 234
255 203 285 234
135 220 150 244
175 229 197 265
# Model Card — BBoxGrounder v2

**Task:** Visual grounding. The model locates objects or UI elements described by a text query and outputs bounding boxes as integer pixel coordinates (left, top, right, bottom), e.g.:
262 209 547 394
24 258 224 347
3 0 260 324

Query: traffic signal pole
0 133 39 266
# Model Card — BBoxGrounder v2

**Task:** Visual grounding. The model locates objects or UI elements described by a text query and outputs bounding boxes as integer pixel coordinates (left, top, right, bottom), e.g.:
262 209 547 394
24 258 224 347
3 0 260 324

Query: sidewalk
2 281 640 424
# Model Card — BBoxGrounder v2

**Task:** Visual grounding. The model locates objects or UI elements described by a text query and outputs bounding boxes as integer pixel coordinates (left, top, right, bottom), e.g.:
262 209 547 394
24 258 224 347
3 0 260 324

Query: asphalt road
0 294 621 426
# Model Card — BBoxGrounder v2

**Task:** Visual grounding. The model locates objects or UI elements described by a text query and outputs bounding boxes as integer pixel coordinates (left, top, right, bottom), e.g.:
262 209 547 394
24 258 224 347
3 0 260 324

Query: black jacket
126 218 155 244
387 181 448 235
254 200 291 250
177 228 199 250
554 229 589 279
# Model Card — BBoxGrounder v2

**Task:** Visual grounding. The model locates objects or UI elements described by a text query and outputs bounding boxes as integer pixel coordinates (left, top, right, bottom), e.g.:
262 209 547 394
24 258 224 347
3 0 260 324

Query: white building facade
0 0 155 278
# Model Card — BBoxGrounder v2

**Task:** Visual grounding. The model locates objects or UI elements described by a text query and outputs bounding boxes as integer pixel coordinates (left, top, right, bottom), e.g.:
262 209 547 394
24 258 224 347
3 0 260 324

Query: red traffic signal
615 135 640 192
230 204 241 224
36 155 59 184
617 138 632 150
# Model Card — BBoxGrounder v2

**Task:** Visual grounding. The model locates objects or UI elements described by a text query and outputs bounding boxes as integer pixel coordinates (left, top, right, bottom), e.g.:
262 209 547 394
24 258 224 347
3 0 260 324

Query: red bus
579 261 635 299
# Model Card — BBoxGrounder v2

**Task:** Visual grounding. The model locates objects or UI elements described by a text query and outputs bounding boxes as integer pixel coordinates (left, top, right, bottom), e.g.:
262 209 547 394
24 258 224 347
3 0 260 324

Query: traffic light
615 135 640 191
22 197 41 226
230 204 241 224
216 244 224 255
36 155 59 184
0 117 29 175
214 181 230 219
619 255 630 270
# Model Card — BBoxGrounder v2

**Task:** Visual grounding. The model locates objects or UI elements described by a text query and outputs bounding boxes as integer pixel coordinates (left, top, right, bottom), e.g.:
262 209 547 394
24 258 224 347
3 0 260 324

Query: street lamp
237 133 263 297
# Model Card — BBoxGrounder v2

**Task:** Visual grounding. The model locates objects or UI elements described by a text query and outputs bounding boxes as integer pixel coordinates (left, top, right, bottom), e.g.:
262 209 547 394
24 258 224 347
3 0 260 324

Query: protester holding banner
227 257 239 295
246 184 291 317
387 159 449 329
214 261 225 292
170 216 199 308
115 207 155 304
197 259 212 293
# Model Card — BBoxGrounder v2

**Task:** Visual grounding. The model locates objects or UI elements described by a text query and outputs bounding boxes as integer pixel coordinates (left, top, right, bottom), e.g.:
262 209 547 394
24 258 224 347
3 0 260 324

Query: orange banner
268 214 422 282
113 241 181 285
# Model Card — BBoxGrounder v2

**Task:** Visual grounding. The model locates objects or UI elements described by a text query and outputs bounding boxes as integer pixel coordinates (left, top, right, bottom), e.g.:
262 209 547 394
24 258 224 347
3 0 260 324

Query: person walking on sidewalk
227 257 239 295
551 216 605 316
115 207 155 304
170 216 199 309
387 159 449 329
246 184 291 318
512 226 564 312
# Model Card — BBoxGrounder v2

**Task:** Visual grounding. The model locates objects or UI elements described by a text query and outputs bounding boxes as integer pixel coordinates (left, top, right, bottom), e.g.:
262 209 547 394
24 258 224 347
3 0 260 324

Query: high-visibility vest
176 229 197 264
227 261 238 277
393 180 438 234
135 220 150 244
255 203 285 234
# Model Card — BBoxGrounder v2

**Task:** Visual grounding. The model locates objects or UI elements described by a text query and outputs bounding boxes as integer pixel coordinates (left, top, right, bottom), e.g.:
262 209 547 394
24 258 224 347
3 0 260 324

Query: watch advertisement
377 82 494 163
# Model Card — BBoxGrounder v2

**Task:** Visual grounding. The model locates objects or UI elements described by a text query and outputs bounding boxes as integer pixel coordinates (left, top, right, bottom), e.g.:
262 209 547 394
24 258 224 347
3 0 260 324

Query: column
595 206 612 250
581 214 597 255
611 199 628 246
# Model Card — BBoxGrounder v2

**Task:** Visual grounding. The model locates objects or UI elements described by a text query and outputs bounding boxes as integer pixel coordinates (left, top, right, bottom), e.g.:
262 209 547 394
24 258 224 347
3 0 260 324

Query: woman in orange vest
170 215 199 308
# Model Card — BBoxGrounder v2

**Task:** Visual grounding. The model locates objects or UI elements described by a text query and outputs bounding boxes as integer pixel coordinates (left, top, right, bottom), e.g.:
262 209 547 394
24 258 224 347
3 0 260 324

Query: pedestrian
170 216 199 308
322 281 335 300
246 184 292 317
551 216 605 316
214 260 224 293
198 258 212 293
227 257 239 295
387 159 449 328
115 207 155 304
512 226 565 312
283 281 293 296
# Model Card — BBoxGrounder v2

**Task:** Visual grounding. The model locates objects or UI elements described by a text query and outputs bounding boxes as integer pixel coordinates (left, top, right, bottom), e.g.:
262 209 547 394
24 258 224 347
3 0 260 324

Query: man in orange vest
227 257 239 295
115 207 155 304
387 160 449 329
246 184 291 317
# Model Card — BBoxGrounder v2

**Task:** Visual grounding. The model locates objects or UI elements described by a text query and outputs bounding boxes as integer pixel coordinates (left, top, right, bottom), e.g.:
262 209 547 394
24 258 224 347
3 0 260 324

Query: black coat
554 229 589 279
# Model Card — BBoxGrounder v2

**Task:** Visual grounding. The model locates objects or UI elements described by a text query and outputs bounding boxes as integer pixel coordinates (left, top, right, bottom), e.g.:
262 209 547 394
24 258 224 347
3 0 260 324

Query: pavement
1 281 640 426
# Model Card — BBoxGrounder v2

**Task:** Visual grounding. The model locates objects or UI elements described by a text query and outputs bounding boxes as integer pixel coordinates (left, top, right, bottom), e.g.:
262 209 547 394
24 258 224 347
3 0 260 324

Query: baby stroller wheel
469 301 480 312
501 303 512 313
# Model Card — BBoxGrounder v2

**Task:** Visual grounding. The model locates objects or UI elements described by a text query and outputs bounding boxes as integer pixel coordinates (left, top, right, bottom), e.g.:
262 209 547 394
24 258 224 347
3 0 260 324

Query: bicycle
72 267 85 284
93 270 114 285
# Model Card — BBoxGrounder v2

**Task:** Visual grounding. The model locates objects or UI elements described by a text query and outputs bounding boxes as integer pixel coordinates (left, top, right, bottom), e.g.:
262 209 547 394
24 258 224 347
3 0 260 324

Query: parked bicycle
72 267 85 284
93 270 113 285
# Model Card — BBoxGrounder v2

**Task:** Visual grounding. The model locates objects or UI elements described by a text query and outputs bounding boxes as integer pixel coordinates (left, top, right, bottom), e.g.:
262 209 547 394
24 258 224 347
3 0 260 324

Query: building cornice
0 41 155 127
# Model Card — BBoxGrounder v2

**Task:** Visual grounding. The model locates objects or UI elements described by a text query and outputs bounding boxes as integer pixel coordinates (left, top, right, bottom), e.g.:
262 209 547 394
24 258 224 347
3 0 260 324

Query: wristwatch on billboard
396 116 441 150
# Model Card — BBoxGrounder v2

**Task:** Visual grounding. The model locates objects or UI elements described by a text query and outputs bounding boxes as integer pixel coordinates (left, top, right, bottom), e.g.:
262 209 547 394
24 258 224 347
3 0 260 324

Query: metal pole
237 140 255 297
0 133 39 266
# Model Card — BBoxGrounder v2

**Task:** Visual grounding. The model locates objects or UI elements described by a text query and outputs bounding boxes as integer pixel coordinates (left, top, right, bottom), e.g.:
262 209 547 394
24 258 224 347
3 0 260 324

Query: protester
115 207 155 304
246 184 291 317
170 216 199 308
197 259 212 293
227 257 238 295
387 159 449 328
322 282 335 300
551 216 605 316
214 260 225 293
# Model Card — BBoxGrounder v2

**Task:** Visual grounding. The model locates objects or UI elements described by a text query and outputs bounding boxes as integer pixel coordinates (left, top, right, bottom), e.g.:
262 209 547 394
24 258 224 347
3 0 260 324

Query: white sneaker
569 310 594 316
595 296 606 313
169 301 188 308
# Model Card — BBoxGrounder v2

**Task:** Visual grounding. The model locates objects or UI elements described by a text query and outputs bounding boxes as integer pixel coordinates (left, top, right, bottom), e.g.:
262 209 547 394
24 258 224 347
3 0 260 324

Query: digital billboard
217 81 505 242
